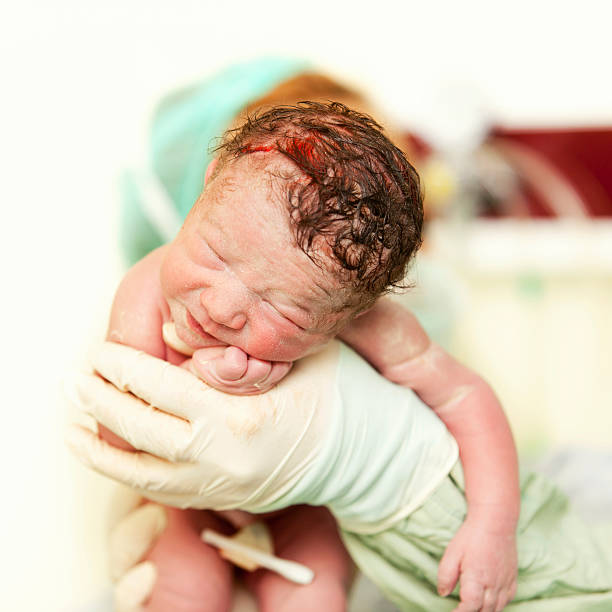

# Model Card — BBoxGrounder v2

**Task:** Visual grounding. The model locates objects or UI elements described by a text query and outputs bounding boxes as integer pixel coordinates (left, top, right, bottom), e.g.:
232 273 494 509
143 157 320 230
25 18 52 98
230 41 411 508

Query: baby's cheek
250 334 319 362
244 328 290 361
98 424 135 451
240 323 280 360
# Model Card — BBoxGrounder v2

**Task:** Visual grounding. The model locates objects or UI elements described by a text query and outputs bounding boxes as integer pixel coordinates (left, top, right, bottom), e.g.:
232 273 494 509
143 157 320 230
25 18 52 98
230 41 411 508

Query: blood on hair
214 102 423 311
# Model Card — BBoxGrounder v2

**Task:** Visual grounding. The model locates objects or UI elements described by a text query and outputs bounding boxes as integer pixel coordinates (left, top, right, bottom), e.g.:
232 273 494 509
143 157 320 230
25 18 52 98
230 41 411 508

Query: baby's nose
200 288 247 330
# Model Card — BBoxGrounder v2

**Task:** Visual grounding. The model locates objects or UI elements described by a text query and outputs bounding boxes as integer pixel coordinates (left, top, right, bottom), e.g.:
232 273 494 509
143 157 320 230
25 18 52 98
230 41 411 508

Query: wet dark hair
214 101 423 311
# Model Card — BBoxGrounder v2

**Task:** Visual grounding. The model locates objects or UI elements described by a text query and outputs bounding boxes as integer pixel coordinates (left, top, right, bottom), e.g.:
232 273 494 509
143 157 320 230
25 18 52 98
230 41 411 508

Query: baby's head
161 102 423 361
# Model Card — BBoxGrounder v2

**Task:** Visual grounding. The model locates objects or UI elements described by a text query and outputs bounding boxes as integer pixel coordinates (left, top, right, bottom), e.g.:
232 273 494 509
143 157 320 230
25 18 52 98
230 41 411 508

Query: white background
1 1 611 609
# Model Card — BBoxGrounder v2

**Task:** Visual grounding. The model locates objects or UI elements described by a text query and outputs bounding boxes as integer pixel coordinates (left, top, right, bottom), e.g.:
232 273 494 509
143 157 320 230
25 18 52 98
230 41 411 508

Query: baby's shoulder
116 245 168 299
107 245 169 357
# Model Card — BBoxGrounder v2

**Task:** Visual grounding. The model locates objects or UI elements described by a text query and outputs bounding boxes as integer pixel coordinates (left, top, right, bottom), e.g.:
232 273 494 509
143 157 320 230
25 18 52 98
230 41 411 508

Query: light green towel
342 463 612 611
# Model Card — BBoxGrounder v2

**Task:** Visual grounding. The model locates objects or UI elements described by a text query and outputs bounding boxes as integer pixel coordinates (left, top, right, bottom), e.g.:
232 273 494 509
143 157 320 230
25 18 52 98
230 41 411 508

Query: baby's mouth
186 310 206 336
185 310 226 346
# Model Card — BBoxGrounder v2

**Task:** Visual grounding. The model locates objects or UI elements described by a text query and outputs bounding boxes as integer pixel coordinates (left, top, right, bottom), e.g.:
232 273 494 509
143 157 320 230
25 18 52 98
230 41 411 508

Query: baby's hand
189 345 292 395
438 514 517 611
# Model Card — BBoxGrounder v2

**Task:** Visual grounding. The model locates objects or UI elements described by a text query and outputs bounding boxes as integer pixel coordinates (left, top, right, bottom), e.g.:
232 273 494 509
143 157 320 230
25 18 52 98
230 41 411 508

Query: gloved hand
67 340 457 533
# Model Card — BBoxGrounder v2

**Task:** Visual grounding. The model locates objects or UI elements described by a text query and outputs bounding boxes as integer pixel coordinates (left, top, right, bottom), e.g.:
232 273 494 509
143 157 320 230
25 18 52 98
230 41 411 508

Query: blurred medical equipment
414 85 612 220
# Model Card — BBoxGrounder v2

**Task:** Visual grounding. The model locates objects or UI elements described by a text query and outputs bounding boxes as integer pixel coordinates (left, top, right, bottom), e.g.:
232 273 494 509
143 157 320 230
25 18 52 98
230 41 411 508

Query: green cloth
120 57 309 266
342 462 612 611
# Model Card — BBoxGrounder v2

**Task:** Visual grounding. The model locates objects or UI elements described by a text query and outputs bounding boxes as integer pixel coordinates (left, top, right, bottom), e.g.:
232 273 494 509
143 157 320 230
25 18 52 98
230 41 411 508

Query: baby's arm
107 246 169 357
101 246 175 450
339 297 519 611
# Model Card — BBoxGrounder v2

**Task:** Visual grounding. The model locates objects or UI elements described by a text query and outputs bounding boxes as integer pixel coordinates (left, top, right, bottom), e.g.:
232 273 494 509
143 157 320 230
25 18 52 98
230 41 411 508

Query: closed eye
207 242 225 264
262 300 307 331
198 239 225 270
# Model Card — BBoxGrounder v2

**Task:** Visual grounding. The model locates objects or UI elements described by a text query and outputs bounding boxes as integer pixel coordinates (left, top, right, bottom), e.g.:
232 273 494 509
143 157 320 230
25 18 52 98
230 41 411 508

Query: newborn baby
104 102 520 611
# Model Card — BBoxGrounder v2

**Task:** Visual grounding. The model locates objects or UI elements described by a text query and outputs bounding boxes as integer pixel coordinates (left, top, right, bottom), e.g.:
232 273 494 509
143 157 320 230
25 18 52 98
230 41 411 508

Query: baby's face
160 156 348 362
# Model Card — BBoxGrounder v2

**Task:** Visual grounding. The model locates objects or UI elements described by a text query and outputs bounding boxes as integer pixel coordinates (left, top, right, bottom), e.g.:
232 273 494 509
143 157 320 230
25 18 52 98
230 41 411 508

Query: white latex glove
67 340 457 533
109 503 167 612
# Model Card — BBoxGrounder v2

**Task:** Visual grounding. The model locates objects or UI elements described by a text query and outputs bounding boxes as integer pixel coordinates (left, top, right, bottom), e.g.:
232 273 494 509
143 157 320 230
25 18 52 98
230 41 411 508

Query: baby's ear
204 158 220 184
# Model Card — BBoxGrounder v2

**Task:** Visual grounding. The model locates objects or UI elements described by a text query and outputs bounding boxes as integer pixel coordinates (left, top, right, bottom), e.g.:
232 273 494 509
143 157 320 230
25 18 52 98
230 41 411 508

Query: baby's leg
245 506 354 612
144 508 234 612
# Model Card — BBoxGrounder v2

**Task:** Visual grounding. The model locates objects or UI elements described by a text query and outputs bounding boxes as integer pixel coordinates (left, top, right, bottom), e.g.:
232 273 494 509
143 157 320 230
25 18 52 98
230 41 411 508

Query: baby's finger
191 346 228 361
495 583 515 611
243 356 272 384
452 604 479 612
457 580 484 611
506 580 517 604
494 593 507 612
481 588 499 612
236 360 291 394
263 361 293 388
212 347 249 381
191 346 247 384
437 547 461 596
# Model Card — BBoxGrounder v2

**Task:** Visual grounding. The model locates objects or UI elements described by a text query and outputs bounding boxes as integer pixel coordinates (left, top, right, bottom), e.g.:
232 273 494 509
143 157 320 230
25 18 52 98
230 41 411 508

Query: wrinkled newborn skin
102 153 354 612
160 153 349 362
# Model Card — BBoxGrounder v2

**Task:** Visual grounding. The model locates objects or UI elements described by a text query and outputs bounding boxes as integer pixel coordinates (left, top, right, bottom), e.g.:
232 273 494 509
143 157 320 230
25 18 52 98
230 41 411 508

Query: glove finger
128 488 206 509
66 425 195 495
162 322 194 356
110 504 167 581
265 360 293 387
243 356 272 384
73 373 192 461
114 560 156 612
106 487 144 534
91 342 218 421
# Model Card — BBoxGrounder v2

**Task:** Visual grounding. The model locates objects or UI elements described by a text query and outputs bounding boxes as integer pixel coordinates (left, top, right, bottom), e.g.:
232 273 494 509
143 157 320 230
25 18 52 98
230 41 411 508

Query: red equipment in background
487 126 612 218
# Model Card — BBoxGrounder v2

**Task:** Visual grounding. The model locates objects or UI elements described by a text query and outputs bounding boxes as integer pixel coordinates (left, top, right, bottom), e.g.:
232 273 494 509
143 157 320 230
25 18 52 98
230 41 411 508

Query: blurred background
1 1 611 610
